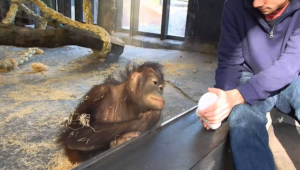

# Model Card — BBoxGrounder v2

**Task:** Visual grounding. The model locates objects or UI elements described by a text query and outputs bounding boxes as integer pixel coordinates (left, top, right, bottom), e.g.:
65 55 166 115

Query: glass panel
1 0 220 169
94 0 98 24
138 0 162 34
122 0 131 29
71 0 75 20
168 0 188 37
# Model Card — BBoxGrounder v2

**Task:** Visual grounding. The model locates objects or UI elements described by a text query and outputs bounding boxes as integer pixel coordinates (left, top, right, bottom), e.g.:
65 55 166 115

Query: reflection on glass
122 0 131 29
168 0 188 37
71 0 75 20
94 0 98 24
138 0 162 34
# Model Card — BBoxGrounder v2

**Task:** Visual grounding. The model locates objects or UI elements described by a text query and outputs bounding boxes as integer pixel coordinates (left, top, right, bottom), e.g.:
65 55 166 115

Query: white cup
196 92 222 130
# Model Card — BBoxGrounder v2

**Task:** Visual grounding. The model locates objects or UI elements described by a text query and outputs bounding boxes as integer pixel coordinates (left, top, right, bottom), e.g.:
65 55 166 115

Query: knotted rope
0 48 44 70
1 0 111 58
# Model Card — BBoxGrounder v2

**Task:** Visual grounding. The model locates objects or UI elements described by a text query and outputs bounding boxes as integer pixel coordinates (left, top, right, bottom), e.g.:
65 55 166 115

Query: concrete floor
1 45 299 170
0 45 217 170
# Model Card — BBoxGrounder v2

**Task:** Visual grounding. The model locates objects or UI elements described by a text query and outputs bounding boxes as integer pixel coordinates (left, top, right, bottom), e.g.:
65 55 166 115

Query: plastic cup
196 92 222 130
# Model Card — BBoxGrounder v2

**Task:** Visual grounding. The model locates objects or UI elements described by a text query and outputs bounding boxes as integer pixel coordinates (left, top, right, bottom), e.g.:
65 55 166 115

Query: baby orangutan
56 62 165 164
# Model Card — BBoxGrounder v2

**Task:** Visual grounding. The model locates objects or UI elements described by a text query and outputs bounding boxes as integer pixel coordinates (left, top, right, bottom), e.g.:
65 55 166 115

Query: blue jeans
229 72 300 170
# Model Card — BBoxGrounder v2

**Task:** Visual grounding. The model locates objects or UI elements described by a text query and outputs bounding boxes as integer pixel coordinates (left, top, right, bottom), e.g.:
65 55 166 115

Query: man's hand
197 87 245 130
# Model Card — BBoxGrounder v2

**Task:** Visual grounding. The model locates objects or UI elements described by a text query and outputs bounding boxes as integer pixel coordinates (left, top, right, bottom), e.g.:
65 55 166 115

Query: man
196 0 300 169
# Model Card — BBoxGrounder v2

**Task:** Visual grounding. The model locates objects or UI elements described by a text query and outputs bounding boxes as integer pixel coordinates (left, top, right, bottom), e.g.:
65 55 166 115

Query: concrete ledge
73 107 230 170
191 139 233 170
269 108 300 127
112 32 218 55
72 106 300 170
266 108 300 131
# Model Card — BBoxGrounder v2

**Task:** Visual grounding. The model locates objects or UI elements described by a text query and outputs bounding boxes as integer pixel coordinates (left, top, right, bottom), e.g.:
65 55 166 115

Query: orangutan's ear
130 72 141 93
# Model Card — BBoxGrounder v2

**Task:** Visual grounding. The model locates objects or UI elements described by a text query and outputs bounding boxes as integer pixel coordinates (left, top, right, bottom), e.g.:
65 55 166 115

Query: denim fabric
228 72 300 170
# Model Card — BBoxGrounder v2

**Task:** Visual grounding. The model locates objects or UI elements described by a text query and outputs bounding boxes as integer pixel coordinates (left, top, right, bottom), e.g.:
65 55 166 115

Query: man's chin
260 10 272 15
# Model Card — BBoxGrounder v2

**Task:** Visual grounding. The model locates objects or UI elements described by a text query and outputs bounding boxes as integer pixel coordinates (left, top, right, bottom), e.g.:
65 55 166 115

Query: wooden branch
0 23 104 50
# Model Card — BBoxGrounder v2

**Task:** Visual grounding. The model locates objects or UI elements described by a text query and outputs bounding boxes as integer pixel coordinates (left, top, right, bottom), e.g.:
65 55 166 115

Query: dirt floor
0 45 217 170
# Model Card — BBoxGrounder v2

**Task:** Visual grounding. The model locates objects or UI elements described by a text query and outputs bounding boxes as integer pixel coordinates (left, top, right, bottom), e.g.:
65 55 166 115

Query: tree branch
0 23 104 50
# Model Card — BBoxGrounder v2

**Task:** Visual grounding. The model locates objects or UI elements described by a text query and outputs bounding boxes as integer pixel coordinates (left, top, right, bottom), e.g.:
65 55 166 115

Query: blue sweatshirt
214 0 300 105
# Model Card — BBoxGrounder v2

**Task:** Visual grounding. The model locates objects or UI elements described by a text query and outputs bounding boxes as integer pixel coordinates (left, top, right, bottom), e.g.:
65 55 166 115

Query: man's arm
197 0 245 129
214 0 244 91
237 25 300 105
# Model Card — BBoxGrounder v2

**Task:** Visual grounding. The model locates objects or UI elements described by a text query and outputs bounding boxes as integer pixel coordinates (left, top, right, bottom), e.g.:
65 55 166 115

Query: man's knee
284 76 300 93
280 76 300 120
228 104 268 129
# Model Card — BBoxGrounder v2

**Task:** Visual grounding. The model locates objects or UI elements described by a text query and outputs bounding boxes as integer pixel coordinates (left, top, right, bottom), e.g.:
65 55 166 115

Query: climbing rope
0 48 44 70
31 0 111 57
83 0 93 25
39 13 49 29
19 4 60 28
2 3 19 24
1 0 111 58
19 4 43 23
82 0 105 57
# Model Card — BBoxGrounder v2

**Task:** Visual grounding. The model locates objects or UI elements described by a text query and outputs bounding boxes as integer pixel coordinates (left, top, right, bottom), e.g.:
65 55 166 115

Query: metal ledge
73 107 231 170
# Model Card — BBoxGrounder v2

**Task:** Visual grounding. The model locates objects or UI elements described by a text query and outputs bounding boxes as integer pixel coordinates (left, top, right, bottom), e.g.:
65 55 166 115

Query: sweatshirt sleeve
237 25 300 105
214 0 244 91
